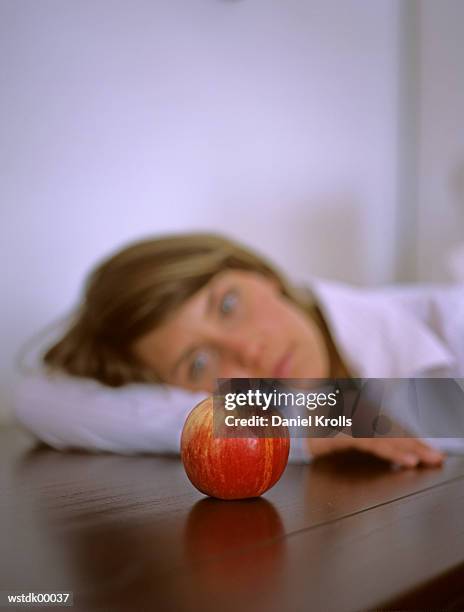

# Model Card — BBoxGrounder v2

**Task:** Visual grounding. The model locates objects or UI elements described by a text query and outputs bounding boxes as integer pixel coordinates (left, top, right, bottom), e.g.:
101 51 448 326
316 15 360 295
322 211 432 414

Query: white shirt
13 280 464 461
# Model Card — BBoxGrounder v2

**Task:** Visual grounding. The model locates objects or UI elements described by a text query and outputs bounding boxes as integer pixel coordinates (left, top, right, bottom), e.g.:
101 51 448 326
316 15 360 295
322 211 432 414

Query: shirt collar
305 279 455 378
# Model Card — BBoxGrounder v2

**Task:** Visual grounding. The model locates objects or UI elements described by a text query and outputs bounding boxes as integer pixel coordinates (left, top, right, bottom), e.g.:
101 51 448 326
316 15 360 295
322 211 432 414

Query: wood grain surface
1 426 464 612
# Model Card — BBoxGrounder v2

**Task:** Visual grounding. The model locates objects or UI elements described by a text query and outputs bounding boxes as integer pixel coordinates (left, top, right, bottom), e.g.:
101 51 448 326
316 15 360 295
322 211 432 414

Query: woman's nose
223 334 266 370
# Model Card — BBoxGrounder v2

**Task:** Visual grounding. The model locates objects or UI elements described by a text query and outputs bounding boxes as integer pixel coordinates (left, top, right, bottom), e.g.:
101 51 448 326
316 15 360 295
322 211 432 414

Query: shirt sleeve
288 436 313 464
13 372 206 455
13 372 312 462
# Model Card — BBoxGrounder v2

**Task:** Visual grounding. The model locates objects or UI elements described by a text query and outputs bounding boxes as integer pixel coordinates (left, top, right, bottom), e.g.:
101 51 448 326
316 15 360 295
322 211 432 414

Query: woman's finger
354 439 416 467
382 437 445 465
406 438 445 465
354 439 444 468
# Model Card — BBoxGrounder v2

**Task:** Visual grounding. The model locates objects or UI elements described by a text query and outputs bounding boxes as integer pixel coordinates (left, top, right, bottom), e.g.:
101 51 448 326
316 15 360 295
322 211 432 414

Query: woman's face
131 270 331 393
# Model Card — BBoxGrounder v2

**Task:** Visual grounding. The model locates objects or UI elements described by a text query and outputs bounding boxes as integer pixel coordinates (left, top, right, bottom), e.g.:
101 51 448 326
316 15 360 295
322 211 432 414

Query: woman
16 233 464 467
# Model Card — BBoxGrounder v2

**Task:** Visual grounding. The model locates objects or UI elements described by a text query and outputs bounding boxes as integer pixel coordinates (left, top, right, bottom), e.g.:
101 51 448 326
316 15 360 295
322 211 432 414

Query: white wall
415 0 464 281
0 0 401 423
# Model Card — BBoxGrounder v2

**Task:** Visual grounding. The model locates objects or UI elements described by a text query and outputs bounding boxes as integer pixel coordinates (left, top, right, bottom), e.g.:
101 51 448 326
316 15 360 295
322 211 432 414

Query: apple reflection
183 497 287 600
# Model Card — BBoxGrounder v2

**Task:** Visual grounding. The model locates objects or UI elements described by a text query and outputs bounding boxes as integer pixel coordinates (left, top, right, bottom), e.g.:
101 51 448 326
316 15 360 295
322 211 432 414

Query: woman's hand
307 435 445 468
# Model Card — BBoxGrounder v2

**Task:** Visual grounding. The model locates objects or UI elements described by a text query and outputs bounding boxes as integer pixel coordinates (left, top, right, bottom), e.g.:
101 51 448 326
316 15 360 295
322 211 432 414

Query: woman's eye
219 290 238 316
189 351 210 381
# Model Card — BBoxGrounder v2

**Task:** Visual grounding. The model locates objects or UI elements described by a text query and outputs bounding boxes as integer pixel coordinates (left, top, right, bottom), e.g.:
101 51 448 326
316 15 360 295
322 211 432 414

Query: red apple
181 397 290 500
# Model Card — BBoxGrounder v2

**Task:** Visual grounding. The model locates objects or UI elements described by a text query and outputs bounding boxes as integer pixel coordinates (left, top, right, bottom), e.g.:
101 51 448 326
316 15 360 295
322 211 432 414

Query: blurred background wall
1 0 463 423
415 1 464 281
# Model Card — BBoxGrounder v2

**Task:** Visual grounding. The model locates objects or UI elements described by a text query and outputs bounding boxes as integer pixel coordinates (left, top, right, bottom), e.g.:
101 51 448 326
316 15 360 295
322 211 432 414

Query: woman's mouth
272 349 294 378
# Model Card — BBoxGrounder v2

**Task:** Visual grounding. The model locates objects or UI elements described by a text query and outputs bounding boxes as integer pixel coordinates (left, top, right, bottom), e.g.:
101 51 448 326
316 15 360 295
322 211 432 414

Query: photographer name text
225 414 352 428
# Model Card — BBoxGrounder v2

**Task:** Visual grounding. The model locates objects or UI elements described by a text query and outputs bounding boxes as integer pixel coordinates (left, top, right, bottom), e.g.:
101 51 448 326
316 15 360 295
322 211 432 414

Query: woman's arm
14 372 206 455
13 372 312 463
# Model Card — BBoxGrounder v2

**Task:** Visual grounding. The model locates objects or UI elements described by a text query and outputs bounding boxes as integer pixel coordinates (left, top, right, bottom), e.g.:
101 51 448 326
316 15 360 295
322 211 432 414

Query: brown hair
42 233 313 387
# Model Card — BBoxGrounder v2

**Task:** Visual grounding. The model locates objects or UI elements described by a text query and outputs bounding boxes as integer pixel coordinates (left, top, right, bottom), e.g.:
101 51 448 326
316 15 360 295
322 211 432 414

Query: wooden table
2 425 464 612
